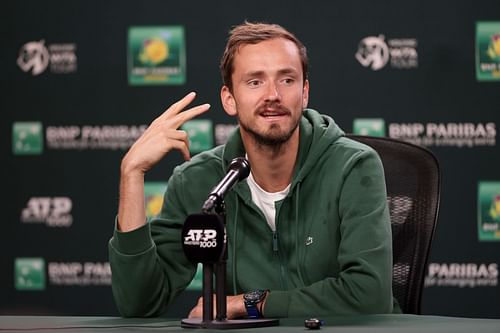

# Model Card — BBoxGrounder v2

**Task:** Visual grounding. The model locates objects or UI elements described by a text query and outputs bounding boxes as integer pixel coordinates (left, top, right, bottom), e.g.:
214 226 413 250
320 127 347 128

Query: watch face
244 290 265 304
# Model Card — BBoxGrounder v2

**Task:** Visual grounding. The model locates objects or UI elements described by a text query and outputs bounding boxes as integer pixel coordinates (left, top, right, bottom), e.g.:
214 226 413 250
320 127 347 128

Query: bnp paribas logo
128 26 186 85
12 122 43 155
353 118 386 137
476 22 500 81
182 119 213 154
144 182 167 218
478 181 500 241
15 258 46 290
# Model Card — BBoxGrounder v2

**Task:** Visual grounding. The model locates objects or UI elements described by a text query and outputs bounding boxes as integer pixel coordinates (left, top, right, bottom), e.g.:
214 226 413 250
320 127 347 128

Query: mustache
256 102 291 115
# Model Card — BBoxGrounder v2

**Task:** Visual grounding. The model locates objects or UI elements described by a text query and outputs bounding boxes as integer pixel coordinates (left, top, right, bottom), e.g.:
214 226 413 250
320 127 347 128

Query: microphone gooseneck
202 157 250 213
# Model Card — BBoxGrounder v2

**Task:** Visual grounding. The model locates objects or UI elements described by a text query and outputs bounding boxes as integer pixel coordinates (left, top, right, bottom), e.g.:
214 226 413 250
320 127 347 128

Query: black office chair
347 134 440 314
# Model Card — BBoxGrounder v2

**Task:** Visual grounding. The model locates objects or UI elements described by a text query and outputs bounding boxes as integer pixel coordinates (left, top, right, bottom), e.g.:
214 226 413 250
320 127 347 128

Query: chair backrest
346 134 440 314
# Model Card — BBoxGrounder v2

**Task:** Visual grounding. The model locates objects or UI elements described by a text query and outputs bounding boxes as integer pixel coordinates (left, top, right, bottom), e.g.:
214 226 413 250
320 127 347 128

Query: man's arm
109 92 210 317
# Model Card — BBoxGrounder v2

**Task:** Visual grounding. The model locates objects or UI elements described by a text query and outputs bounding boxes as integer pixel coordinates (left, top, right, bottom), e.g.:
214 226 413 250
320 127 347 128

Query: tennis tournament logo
17 40 49 75
21 197 73 227
128 26 186 85
17 40 77 75
355 35 390 70
12 122 43 155
356 35 418 70
353 118 386 136
15 258 46 291
476 22 500 81
478 181 500 241
182 119 213 154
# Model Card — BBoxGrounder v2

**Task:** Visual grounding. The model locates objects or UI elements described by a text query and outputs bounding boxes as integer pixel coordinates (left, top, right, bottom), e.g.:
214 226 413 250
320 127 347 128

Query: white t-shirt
246 172 291 231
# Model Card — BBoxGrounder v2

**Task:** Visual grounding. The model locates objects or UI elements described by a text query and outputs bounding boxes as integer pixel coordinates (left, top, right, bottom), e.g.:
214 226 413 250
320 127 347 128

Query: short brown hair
220 21 308 91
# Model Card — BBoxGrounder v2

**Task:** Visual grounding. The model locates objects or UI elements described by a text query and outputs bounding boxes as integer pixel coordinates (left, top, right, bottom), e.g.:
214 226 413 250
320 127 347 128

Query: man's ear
221 86 237 116
302 79 310 109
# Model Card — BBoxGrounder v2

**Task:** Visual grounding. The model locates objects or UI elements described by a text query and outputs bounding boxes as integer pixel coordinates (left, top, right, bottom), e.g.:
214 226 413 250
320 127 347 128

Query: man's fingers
168 91 197 116
168 137 191 161
171 103 210 129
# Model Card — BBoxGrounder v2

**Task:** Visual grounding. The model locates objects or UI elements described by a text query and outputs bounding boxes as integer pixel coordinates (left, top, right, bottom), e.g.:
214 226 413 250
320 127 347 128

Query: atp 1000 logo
184 229 218 248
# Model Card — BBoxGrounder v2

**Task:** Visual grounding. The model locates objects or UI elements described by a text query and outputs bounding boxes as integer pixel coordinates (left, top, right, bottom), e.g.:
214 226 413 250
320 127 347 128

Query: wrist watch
243 289 267 319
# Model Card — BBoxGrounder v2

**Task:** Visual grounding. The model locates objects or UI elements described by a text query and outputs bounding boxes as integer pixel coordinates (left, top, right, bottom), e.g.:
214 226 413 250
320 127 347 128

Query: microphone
202 157 250 213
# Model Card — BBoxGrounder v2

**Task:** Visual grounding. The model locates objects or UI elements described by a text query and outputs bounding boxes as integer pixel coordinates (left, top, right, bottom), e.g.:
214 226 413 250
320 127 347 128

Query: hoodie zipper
272 231 288 290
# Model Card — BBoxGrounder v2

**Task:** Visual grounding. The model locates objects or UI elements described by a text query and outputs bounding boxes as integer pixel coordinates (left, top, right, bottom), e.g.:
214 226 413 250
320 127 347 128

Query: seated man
109 21 397 318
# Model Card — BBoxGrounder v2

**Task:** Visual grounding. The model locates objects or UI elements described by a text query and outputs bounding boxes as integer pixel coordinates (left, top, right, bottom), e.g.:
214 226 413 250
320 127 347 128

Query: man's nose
265 81 281 102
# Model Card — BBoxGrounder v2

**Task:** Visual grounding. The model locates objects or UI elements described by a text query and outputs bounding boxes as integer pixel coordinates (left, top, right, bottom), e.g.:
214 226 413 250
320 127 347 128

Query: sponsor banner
355 35 418 70
353 119 497 148
182 119 213 154
46 125 147 150
389 122 496 147
48 262 111 286
21 197 73 227
12 123 147 154
476 21 500 81
425 262 498 288
14 258 112 290
17 40 77 76
144 182 167 219
128 26 186 85
478 181 500 241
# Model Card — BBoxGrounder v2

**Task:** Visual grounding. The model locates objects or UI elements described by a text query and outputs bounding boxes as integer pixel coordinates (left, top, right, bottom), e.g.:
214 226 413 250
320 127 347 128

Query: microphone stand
181 198 279 329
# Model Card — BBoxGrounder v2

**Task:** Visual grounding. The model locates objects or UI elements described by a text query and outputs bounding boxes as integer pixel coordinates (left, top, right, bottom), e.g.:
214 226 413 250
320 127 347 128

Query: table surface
0 314 499 333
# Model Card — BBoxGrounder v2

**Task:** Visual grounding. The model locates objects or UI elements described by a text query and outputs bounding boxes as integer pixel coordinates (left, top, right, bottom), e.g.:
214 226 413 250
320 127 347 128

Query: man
109 21 396 319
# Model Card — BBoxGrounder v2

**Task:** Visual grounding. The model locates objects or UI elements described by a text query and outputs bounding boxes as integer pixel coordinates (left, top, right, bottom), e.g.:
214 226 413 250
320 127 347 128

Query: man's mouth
258 107 289 119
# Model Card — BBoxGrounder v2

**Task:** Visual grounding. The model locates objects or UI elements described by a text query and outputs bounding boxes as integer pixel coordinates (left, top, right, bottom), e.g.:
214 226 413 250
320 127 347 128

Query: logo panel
12 122 43 155
15 258 46 290
478 181 500 241
144 182 167 218
128 26 186 85
182 119 213 154
353 118 386 136
476 22 500 81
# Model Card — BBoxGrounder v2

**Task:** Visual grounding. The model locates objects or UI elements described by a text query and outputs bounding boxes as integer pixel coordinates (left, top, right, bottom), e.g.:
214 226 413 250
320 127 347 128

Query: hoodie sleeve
263 148 395 317
108 170 197 317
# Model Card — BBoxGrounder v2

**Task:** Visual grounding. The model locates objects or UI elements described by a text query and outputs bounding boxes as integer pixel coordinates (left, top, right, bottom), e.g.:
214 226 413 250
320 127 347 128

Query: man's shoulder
172 145 225 178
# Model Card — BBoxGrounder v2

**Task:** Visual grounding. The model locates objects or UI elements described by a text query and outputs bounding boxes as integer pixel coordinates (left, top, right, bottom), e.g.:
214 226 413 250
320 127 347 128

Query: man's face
221 38 309 147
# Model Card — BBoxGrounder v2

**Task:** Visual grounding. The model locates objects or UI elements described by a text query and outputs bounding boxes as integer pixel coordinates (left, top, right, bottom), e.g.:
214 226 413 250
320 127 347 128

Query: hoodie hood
222 108 345 187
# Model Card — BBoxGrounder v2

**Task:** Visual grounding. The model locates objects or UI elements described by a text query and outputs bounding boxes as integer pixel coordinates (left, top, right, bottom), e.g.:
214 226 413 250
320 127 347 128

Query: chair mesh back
347 135 440 314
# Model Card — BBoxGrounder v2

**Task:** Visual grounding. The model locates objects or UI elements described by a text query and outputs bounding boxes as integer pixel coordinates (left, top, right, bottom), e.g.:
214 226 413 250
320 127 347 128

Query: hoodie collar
221 109 344 194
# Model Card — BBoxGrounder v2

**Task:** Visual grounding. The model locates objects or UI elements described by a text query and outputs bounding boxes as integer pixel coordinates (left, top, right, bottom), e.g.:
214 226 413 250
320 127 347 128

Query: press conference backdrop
2 0 500 319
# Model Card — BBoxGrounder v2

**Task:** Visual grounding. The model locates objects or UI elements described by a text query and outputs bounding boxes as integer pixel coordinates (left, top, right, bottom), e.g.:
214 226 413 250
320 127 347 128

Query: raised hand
117 92 210 232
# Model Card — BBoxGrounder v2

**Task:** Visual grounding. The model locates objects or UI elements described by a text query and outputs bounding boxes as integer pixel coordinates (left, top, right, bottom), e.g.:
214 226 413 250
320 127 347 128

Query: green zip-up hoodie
109 109 396 318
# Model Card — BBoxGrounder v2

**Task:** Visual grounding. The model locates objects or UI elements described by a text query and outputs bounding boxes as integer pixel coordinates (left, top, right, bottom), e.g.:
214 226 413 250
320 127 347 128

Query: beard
239 103 301 148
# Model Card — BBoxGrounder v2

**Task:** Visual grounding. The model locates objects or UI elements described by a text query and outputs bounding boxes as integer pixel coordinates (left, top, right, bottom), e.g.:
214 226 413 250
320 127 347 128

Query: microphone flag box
182 213 226 264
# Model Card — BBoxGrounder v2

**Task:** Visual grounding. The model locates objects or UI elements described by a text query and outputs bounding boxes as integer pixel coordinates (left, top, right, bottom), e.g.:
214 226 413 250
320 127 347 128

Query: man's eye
282 78 294 84
248 80 261 87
